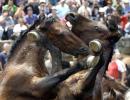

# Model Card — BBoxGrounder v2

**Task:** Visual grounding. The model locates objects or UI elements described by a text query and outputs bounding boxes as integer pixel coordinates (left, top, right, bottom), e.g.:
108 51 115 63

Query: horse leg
43 37 62 74
49 47 62 74
78 48 113 100
92 72 103 100
92 48 114 100
33 63 85 93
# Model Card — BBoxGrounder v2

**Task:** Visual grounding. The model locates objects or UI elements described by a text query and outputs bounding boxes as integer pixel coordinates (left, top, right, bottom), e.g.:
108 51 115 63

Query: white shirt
125 22 130 33
13 24 27 33
78 5 92 18
115 59 126 72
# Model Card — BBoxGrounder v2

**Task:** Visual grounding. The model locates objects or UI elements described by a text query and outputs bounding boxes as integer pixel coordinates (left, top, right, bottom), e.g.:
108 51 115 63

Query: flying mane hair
7 19 40 61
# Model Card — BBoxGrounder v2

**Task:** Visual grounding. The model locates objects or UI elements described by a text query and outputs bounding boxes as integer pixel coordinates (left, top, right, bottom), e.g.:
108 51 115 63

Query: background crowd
0 0 130 40
0 0 130 86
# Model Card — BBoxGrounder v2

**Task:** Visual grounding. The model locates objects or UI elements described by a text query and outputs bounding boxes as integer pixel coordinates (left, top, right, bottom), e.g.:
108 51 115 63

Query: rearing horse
0 17 90 100
65 13 122 99
38 14 121 99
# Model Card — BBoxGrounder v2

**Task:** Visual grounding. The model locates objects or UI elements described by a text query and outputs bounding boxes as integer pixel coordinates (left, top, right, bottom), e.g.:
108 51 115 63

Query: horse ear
65 13 76 21
27 31 40 42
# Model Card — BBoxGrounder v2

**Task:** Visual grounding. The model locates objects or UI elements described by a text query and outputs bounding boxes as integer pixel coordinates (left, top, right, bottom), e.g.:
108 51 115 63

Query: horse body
0 16 91 100
0 31 49 100
64 13 122 99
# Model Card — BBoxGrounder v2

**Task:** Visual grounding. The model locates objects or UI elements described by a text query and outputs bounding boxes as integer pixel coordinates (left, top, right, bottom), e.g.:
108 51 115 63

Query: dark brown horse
37 15 116 99
0 18 90 100
65 13 122 99
36 13 121 99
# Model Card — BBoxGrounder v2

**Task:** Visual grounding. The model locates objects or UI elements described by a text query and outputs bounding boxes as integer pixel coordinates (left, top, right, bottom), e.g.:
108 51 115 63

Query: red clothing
120 15 128 30
107 61 119 79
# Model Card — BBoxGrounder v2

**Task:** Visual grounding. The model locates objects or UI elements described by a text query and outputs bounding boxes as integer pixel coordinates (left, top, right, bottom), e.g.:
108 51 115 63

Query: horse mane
7 19 40 61
78 14 91 22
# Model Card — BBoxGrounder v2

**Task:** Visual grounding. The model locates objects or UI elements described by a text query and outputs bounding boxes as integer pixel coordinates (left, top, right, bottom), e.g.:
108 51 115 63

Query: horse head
64 13 122 98
39 16 89 56
65 13 121 46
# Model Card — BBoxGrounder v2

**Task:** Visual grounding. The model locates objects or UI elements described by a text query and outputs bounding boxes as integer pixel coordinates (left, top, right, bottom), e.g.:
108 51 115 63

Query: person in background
49 0 58 5
0 9 15 40
124 15 130 36
92 3 100 20
78 0 92 18
55 0 70 20
38 1 46 16
123 0 130 15
104 0 115 16
14 2 25 19
106 50 127 85
24 5 38 26
28 0 39 15
98 0 106 7
2 0 17 16
115 0 124 15
13 17 27 38
44 2 52 16
98 7 105 23
66 0 78 12
0 43 11 71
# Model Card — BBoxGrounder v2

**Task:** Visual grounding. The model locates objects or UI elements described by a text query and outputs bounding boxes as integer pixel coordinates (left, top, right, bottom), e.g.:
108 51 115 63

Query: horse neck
7 37 48 77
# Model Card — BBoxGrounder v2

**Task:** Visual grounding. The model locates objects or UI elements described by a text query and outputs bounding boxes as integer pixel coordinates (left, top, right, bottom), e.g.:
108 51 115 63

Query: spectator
13 17 27 38
104 0 115 16
38 1 46 16
98 0 106 7
2 0 17 16
92 3 100 20
14 3 25 20
24 5 38 26
123 0 130 14
78 0 91 18
124 15 130 36
0 10 15 40
115 0 124 15
0 43 11 70
44 2 52 16
98 7 105 23
55 0 70 19
49 0 58 5
28 0 39 15
107 51 127 85
66 0 78 12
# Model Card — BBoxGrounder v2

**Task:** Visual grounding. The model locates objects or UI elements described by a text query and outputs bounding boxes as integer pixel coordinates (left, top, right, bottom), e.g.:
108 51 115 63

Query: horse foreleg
49 47 62 74
92 71 103 100
43 37 62 74
33 63 84 93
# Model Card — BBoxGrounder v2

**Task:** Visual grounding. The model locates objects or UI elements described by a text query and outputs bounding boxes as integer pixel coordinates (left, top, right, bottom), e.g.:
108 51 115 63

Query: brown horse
65 13 122 99
102 76 129 100
38 16 89 74
0 18 90 100
37 15 111 99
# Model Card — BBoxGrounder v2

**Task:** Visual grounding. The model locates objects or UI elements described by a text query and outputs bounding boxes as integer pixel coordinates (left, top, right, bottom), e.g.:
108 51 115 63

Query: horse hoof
27 31 40 42
89 40 102 53
86 55 100 68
